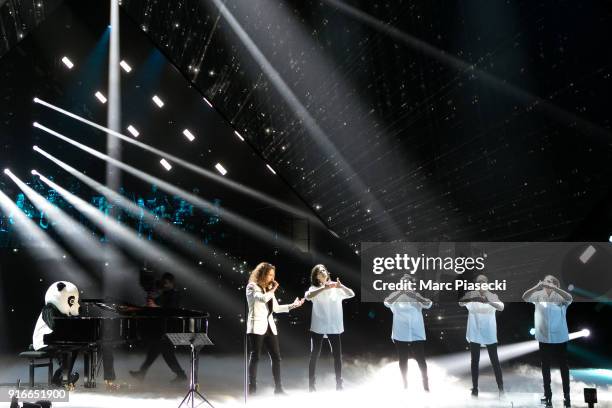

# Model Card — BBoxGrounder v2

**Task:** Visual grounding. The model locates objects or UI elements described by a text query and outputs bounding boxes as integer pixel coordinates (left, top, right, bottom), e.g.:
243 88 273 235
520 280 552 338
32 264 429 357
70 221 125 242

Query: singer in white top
305 264 354 392
458 274 504 397
523 275 573 408
384 274 432 391
245 262 304 395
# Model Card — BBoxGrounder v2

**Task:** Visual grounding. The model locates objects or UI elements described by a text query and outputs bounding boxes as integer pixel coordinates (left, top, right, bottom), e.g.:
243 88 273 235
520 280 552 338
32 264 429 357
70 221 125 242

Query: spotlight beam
0 179 92 286
33 145 235 272
5 169 135 296
323 0 611 142
433 330 591 375
32 170 242 314
32 97 320 223
211 0 404 240
106 0 122 192
5 169 120 263
33 122 357 279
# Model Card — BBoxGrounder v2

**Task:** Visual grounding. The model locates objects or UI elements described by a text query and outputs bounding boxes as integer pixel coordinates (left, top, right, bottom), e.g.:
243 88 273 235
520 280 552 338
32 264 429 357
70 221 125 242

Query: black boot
274 385 287 395
129 370 145 381
51 369 63 387
170 372 188 384
563 395 571 407
309 383 316 392
471 388 478 397
541 396 553 408
336 378 343 391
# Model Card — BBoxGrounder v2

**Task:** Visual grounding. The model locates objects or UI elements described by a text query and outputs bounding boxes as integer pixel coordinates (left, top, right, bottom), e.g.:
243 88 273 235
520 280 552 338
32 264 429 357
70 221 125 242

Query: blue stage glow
0 178 224 248
529 327 536 336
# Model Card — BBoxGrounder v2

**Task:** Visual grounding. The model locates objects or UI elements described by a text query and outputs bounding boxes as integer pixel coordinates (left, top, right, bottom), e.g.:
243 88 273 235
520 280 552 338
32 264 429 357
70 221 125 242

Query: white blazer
246 282 291 335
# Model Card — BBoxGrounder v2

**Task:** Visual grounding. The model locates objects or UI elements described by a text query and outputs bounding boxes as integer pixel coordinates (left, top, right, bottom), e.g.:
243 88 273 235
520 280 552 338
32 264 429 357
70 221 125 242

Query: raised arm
305 285 328 300
459 291 481 307
548 284 573 304
485 292 504 311
522 282 543 302
338 279 355 299
384 290 406 307
415 292 433 309
246 282 274 303
273 296 304 313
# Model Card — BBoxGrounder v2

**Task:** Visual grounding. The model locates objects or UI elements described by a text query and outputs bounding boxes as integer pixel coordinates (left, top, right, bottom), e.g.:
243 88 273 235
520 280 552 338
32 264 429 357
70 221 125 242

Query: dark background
0 0 610 370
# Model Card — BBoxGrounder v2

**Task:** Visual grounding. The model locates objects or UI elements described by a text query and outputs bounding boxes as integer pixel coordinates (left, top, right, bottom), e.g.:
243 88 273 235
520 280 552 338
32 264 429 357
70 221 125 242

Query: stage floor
1 353 610 407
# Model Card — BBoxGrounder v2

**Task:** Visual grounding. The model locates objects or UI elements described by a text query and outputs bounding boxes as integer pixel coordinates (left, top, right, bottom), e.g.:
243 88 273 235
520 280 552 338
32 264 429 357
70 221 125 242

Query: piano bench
18 350 54 388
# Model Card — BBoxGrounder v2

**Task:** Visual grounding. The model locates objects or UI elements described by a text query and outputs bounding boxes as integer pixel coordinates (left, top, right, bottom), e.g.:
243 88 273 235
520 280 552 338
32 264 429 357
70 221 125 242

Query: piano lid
60 298 210 319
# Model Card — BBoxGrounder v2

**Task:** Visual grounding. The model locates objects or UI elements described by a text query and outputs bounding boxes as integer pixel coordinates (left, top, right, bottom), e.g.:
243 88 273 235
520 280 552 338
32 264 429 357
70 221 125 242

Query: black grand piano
47 299 209 387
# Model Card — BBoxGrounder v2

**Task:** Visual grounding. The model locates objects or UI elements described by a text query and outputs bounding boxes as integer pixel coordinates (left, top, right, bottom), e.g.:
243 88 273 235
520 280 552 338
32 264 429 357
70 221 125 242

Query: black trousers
308 332 342 386
469 342 503 390
539 342 570 399
51 350 78 385
48 347 115 383
394 340 429 390
101 347 116 381
140 337 185 376
248 327 282 388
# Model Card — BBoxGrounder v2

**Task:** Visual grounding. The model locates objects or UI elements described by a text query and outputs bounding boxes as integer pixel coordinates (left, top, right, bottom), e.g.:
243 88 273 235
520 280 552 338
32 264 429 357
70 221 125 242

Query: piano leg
61 353 69 385
84 349 98 388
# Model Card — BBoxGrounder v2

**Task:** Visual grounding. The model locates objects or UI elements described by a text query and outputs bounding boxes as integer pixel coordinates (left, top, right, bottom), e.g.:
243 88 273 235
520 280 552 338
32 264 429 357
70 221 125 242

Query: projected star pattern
119 0 612 249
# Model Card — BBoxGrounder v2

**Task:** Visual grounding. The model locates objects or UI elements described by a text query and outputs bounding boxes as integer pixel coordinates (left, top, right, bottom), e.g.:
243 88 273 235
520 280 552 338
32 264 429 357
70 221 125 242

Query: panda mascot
32 281 80 386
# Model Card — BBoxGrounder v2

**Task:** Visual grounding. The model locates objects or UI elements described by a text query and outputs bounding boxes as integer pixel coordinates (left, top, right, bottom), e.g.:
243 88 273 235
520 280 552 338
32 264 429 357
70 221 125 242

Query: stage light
33 146 237 274
126 125 139 137
33 98 320 223
214 163 228 176
436 329 592 375
152 94 164 108
159 158 172 171
182 129 196 142
266 164 276 175
33 171 241 313
580 245 596 263
7 168 124 265
529 328 536 336
61 56 74 69
30 169 37 175
31 122 354 279
119 60 132 73
322 0 610 143
3 168 9 175
203 97 213 108
95 91 107 104
0 182 91 286
211 0 402 240
580 328 591 338
234 130 245 141
609 235 612 243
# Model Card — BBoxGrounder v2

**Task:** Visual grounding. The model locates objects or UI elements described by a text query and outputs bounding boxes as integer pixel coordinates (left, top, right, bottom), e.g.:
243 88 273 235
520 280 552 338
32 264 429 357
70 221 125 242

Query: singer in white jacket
246 262 304 395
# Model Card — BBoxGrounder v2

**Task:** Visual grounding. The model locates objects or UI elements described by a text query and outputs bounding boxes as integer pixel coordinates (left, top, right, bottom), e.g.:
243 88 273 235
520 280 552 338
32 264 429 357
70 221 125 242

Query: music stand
166 333 214 408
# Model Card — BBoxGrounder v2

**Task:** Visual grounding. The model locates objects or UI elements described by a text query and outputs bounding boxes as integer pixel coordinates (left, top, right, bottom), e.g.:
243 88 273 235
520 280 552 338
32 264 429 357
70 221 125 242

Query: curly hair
249 262 275 289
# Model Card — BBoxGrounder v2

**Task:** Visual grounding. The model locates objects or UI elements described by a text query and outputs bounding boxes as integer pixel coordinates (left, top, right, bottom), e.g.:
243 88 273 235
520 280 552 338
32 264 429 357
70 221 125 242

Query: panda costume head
45 281 80 316
32 281 80 350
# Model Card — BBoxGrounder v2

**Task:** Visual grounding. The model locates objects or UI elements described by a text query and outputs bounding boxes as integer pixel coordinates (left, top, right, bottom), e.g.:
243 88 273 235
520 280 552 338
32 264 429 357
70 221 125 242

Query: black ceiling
0 0 62 58
4 0 612 247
